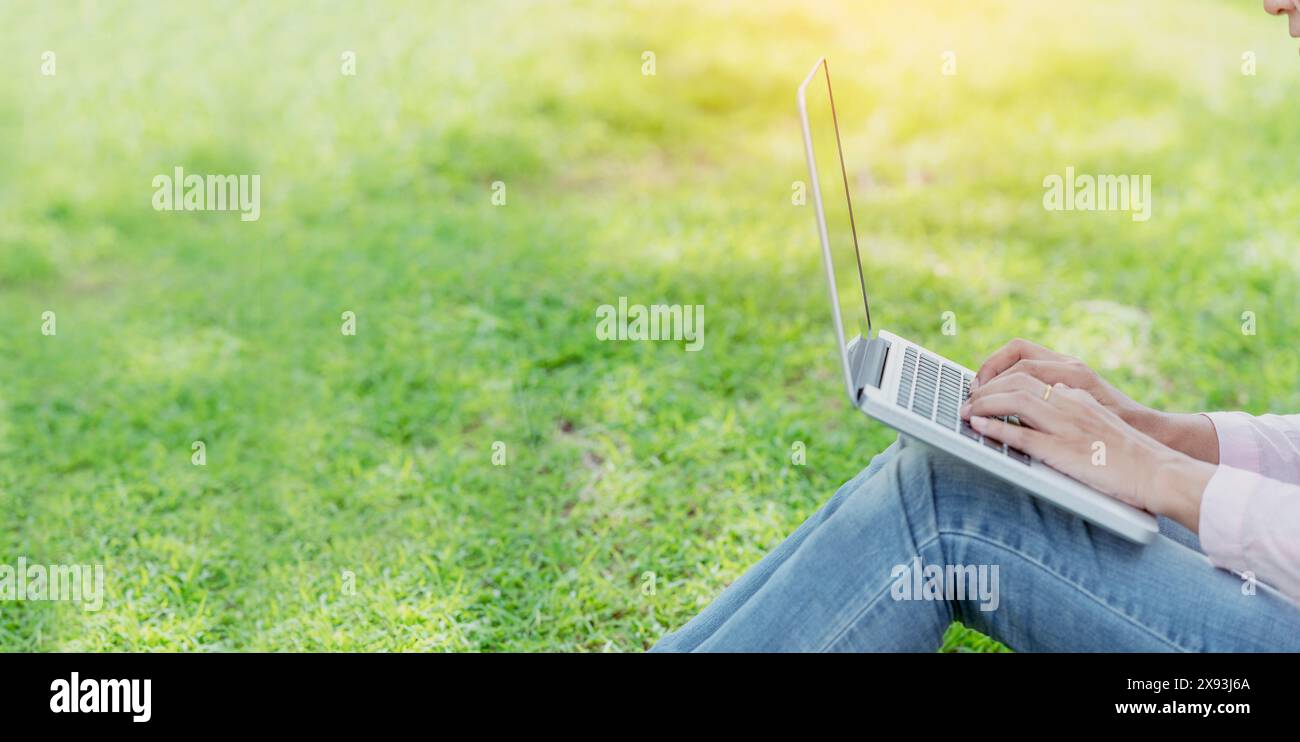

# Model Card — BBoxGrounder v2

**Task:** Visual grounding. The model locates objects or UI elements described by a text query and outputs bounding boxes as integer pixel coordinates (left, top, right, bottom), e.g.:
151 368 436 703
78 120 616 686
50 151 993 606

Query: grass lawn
0 0 1297 651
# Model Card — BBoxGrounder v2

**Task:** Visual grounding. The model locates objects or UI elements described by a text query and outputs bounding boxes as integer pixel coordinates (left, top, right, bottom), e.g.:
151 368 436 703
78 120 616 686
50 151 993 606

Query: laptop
797 57 1158 544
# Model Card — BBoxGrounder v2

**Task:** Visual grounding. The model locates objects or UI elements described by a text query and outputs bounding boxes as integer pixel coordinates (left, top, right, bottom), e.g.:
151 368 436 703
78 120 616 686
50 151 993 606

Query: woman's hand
971 338 1220 464
971 338 1147 422
960 375 1215 530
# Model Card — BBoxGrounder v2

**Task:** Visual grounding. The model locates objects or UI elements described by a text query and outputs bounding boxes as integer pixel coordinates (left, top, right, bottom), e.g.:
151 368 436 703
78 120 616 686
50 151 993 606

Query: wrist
1147 451 1215 530
1150 411 1220 463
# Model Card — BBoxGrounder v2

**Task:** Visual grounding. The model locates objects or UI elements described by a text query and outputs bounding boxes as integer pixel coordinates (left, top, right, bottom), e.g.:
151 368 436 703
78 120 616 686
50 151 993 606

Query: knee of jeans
832 442 968 544
893 443 1051 551
886 443 975 524
873 443 941 521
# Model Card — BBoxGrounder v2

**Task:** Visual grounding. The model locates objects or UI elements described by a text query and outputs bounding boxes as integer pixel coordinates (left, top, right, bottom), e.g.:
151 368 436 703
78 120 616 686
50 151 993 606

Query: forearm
1125 409 1219 465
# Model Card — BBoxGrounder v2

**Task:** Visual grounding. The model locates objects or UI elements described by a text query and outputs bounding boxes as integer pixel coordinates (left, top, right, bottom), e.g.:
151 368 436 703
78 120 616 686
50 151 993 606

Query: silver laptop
797 57 1158 544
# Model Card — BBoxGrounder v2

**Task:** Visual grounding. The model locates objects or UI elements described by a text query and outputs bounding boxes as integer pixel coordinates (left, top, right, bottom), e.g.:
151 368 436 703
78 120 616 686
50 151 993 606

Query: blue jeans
651 437 1300 652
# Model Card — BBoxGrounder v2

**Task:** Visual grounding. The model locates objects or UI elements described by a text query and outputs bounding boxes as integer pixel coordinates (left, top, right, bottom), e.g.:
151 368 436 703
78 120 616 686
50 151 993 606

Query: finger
1001 358 1091 390
970 415 1045 452
1052 384 1102 412
964 390 1067 433
972 338 1061 389
965 370 1050 409
963 373 1059 422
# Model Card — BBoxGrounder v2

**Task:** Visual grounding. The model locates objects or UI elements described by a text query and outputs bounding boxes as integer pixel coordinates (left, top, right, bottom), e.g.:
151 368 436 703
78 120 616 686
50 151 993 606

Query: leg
657 442 1300 651
907 447 1300 652
650 437 910 652
686 441 960 651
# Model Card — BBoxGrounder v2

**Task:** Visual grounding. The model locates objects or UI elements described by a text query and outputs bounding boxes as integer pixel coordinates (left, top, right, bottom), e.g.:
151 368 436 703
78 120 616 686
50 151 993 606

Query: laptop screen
803 59 872 342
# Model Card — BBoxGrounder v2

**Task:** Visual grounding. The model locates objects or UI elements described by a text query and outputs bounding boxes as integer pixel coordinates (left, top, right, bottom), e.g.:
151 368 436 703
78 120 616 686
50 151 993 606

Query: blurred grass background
0 0 1296 650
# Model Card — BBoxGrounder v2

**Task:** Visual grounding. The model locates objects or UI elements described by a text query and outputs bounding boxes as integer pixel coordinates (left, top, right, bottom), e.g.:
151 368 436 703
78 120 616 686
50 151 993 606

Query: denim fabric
651 437 1300 652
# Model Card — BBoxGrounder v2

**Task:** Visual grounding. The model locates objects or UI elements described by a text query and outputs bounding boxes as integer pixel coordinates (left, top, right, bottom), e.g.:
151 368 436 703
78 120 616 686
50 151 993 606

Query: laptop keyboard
895 346 1031 465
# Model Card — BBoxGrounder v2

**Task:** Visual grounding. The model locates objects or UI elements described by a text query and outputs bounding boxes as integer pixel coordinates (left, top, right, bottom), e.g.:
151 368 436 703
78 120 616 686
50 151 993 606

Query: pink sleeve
1203 411 1300 486
1199 465 1300 605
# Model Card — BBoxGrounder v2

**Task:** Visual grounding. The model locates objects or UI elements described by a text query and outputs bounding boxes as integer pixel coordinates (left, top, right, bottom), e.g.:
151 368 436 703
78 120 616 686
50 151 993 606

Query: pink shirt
1200 411 1300 603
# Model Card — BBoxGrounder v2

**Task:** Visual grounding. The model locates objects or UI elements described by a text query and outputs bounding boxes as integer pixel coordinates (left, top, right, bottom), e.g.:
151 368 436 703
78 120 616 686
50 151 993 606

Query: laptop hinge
850 336 890 399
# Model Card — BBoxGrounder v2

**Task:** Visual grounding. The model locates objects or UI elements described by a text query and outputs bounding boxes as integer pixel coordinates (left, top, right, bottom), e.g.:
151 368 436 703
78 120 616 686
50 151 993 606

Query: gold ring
1042 384 1053 402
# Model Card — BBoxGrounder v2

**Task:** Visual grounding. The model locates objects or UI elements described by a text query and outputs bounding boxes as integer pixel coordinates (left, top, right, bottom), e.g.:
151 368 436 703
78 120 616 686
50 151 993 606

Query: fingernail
969 377 980 392
960 403 971 416
971 415 988 429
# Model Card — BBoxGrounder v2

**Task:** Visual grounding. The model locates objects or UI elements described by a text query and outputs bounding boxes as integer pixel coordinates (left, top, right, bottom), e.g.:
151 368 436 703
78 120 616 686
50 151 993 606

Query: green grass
0 0 1297 651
